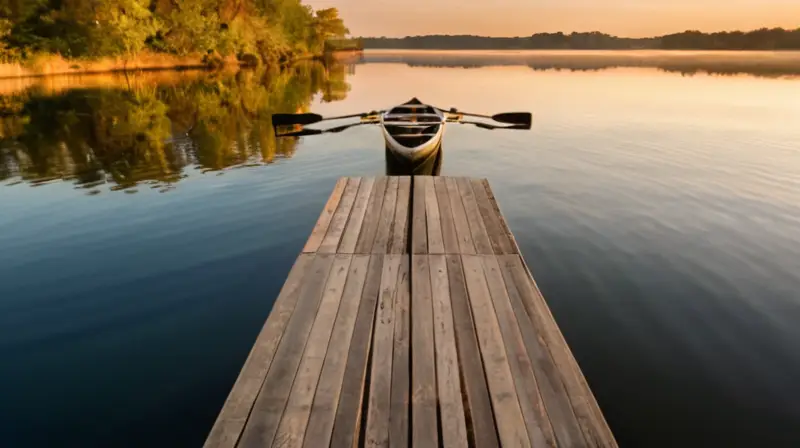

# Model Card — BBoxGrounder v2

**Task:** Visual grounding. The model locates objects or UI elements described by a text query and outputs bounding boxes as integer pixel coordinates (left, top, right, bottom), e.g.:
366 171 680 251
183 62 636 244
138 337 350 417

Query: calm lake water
1 50 799 447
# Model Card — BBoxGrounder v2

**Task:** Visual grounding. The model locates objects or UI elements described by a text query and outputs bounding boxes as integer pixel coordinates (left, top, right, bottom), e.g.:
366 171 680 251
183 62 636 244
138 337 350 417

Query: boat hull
385 142 443 176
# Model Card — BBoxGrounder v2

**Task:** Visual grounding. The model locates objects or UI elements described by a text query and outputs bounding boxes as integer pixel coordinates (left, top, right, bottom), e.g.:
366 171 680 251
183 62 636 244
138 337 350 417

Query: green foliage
0 61 352 188
0 0 350 63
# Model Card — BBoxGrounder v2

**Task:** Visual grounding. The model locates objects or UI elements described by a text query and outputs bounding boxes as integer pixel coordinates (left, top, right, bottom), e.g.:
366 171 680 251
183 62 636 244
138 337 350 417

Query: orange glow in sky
304 0 800 37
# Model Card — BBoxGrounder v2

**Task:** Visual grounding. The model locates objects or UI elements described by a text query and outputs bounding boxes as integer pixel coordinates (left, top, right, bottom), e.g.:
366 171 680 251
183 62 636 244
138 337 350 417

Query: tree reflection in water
0 61 351 194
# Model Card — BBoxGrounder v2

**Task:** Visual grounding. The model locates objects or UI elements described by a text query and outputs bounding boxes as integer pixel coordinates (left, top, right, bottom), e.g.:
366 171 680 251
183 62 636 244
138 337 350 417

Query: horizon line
356 26 800 40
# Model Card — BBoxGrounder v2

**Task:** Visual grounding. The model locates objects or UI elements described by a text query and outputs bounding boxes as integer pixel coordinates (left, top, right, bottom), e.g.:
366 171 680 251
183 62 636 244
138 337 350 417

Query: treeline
362 28 800 50
0 0 349 63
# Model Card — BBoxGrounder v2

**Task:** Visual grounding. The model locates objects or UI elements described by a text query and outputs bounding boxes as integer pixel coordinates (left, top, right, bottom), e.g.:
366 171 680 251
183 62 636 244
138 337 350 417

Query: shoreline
0 49 363 81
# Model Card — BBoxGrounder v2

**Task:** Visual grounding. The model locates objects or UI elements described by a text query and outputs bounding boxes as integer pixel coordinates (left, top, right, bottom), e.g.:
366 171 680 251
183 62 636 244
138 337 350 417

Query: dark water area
1 51 799 447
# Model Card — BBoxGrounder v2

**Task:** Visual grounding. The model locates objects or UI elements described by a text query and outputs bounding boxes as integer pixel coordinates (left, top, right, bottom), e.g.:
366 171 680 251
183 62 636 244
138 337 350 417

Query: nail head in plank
434 177 459 254
502 255 617 447
356 177 389 254
365 255 403 447
445 255 499 448
461 255 531 448
389 177 411 254
304 178 348 253
238 255 336 448
339 177 376 254
330 255 385 447
470 179 515 255
429 255 469 447
445 177 475 255
497 255 586 447
411 255 439 444
372 177 400 254
456 178 493 255
204 254 315 448
303 255 371 448
273 255 353 447
412 177 429 254
480 256 556 447
425 177 446 254
390 258 411 447
319 179 361 254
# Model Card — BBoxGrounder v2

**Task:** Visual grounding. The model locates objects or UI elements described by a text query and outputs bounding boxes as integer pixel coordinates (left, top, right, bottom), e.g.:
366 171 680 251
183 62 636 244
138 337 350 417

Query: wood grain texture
457 178 493 255
411 255 439 445
425 177 445 254
339 178 376 254
330 256 385 448
303 256 371 448
445 177 475 255
445 255 499 448
319 178 361 254
390 259 411 448
429 255 469 448
365 255 403 447
204 254 315 448
497 255 586 448
501 254 617 448
461 255 531 448
411 177 428 255
273 255 352 448
372 177 400 254
434 177 459 254
356 178 388 254
239 255 335 448
482 179 520 255
470 179 515 255
481 256 556 447
389 176 411 254
304 178 348 253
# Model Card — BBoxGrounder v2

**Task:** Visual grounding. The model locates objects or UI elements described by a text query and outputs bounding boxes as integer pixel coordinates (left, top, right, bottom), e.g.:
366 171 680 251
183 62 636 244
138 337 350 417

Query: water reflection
0 61 351 193
361 50 800 79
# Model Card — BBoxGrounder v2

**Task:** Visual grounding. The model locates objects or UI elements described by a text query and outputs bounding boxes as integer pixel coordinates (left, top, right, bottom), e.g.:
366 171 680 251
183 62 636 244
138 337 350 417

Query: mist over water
1 51 799 446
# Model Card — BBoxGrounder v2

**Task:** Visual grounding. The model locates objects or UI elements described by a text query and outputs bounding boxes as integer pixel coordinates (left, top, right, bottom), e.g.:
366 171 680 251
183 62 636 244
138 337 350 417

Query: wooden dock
204 176 616 448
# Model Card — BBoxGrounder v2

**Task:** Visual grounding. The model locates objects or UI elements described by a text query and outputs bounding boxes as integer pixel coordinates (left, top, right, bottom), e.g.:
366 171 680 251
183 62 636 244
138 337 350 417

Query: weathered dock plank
206 176 616 448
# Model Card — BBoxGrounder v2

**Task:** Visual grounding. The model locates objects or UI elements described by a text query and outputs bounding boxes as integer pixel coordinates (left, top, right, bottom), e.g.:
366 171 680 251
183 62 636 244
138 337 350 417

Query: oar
276 122 369 138
272 110 382 128
461 121 531 131
438 106 532 128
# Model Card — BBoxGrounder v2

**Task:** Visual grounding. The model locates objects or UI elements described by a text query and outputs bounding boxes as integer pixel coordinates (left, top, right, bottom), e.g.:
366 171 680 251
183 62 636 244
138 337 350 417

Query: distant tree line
362 28 800 51
0 0 349 63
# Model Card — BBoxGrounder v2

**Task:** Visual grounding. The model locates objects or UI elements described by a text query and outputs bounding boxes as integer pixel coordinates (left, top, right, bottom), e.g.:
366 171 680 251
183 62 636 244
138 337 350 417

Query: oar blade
275 128 324 138
272 113 324 128
491 112 532 128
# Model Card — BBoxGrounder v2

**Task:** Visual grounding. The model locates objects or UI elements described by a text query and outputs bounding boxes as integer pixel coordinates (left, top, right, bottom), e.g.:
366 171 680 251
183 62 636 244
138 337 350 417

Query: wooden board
204 254 315 448
273 255 352 447
304 178 348 253
429 255 469 447
411 177 428 254
372 177 400 254
339 178 376 254
206 177 616 448
238 255 335 447
329 255 384 447
319 179 361 254
389 259 411 447
355 177 388 254
389 177 412 254
411 255 439 444
303 255 371 447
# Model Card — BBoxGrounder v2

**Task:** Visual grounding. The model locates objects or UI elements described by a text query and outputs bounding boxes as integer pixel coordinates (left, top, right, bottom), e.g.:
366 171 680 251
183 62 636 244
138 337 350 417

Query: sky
304 0 800 37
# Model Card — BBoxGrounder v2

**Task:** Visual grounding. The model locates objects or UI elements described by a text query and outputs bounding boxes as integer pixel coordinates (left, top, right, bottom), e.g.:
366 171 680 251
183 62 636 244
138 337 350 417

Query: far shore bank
0 50 362 81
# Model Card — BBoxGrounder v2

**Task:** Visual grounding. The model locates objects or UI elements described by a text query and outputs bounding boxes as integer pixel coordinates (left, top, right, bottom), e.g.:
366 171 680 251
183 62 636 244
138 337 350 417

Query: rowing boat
271 100 531 175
